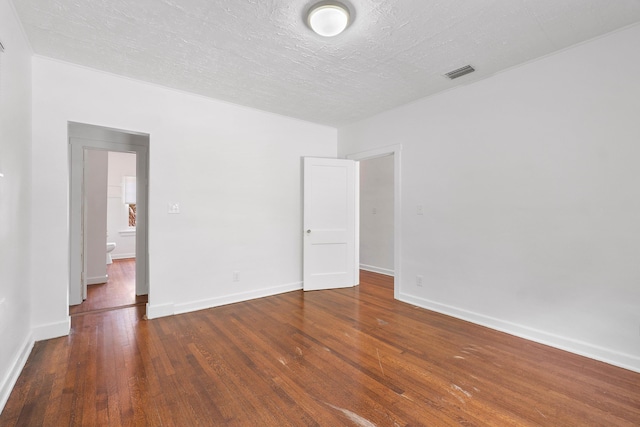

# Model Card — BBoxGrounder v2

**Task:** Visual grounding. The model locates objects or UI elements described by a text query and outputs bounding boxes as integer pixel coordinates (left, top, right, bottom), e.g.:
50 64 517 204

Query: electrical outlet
168 203 180 214
372 207 377 215
416 275 423 287
233 271 240 282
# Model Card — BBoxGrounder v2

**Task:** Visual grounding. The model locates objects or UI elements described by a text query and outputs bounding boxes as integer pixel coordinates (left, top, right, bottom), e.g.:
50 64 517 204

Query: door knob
306 229 311 234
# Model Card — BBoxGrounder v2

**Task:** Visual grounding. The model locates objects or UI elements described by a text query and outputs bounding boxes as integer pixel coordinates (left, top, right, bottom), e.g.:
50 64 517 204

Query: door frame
346 144 402 300
68 122 150 309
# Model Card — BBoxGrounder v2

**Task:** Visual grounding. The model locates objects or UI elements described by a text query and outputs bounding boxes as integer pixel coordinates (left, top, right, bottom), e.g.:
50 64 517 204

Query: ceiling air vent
445 65 475 80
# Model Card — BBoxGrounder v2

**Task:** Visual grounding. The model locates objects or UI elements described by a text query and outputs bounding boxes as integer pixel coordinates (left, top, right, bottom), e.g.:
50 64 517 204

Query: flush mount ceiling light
307 2 351 37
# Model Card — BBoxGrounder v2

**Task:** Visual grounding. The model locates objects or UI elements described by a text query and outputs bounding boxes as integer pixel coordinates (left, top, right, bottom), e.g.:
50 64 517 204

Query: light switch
168 203 180 214
417 205 424 215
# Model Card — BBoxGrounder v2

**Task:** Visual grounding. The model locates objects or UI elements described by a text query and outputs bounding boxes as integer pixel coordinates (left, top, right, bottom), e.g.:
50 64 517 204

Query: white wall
31 56 337 329
360 155 394 275
107 151 136 259
0 0 33 410
85 149 108 284
339 24 640 372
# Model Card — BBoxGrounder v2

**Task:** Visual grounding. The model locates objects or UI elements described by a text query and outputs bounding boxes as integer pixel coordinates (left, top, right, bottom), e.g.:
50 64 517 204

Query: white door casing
69 122 149 308
69 143 85 305
303 157 359 291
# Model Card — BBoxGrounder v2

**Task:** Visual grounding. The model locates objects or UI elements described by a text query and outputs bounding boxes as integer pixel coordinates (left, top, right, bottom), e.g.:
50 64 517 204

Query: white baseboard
1 319 71 412
399 292 640 374
360 264 394 277
147 282 304 320
31 318 71 342
0 333 34 414
112 253 135 260
145 302 175 319
87 275 108 285
174 281 303 316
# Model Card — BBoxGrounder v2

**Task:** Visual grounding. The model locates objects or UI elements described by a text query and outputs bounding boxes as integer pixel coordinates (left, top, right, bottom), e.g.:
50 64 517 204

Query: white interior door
303 157 359 291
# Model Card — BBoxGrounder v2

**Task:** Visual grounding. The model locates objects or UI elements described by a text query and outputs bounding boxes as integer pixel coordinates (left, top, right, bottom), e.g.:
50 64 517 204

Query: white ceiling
12 0 640 127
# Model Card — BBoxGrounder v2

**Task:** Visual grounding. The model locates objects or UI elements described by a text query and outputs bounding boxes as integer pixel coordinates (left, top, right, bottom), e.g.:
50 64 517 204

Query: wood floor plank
2 271 640 426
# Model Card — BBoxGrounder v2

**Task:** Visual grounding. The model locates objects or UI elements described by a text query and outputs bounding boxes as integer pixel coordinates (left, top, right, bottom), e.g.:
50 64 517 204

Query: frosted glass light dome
308 3 350 37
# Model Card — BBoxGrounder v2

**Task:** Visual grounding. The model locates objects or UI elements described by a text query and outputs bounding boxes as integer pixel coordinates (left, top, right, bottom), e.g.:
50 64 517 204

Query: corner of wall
145 302 175 320
0 331 34 413
7 0 34 54
31 317 71 342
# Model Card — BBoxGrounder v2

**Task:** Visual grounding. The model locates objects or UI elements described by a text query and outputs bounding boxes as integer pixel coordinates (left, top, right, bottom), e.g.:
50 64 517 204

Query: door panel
303 157 358 291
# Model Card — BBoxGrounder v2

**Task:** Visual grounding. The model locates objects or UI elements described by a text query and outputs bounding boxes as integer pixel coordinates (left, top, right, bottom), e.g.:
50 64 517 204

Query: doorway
359 155 394 276
70 149 145 314
68 122 150 315
347 145 402 299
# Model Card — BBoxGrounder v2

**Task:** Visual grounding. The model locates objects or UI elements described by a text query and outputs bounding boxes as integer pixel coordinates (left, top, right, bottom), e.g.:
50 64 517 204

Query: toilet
106 242 116 264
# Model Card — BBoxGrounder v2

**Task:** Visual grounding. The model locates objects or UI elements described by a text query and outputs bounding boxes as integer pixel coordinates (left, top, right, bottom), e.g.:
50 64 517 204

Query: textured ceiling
12 0 640 126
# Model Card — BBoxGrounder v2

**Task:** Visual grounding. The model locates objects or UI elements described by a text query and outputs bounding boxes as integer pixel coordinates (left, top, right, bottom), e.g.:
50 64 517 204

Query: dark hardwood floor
70 259 147 315
2 271 639 426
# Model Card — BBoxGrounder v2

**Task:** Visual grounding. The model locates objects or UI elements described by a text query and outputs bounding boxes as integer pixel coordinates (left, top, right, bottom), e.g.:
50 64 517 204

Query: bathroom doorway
68 122 149 315
69 149 145 315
